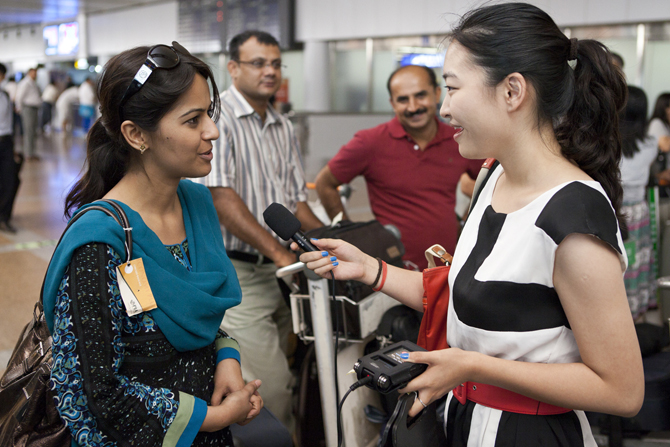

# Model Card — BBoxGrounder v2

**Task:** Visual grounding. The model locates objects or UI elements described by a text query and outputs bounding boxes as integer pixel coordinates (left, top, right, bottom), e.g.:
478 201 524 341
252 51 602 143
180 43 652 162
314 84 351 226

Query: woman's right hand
298 238 426 311
292 238 378 284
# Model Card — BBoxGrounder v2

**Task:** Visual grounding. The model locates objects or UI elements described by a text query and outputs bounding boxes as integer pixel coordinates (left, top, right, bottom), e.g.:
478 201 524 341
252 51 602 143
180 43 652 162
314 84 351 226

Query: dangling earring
140 144 146 154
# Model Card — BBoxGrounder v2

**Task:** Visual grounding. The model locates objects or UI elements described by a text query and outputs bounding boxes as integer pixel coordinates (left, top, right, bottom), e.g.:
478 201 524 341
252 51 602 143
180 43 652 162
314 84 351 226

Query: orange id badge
116 258 157 316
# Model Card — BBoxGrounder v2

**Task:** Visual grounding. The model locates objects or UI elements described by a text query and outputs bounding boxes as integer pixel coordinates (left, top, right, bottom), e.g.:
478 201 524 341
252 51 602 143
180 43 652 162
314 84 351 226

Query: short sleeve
535 182 622 256
327 130 375 185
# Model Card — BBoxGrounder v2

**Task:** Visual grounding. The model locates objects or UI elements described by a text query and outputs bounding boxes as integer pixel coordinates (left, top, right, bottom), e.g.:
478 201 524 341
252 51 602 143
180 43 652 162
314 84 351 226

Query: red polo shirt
328 117 483 270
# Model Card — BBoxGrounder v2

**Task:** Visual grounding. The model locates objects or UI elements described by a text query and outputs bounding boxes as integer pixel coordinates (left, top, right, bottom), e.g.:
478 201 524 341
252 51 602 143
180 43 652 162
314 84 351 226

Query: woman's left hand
398 348 471 417
211 359 246 406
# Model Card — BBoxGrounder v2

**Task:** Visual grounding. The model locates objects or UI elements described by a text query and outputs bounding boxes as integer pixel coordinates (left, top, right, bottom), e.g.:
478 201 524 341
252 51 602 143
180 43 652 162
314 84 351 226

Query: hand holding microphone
263 203 374 282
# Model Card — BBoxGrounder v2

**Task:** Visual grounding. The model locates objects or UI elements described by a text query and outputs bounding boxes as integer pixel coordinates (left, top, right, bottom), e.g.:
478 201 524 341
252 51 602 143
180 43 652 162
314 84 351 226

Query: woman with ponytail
44 43 264 446
295 3 643 446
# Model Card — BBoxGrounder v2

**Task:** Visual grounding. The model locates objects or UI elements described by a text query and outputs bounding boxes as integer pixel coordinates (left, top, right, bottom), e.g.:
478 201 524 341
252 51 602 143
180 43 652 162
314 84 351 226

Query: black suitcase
588 346 670 442
626 350 670 433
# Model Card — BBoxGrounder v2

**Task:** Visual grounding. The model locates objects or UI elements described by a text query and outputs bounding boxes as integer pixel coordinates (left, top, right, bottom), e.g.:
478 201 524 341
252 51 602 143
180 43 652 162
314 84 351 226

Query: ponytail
64 119 132 217
555 39 627 223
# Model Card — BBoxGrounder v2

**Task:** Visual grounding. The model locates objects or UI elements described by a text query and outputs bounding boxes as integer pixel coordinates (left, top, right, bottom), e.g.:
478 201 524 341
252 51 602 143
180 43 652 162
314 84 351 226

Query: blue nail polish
322 251 328 256
332 261 339 266
311 238 318 241
330 256 337 261
400 352 409 360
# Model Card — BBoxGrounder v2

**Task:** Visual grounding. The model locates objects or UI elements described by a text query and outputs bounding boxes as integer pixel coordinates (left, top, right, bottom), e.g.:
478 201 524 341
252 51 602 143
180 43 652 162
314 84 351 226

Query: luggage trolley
277 262 399 447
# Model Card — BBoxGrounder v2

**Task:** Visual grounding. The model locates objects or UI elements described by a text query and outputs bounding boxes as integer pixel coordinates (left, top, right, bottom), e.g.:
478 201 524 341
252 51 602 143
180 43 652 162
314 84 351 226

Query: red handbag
416 245 451 351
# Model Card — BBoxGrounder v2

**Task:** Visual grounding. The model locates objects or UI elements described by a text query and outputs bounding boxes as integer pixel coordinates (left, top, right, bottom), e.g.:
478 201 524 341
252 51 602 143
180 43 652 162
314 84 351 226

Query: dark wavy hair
64 44 221 218
450 2 627 221
620 85 649 158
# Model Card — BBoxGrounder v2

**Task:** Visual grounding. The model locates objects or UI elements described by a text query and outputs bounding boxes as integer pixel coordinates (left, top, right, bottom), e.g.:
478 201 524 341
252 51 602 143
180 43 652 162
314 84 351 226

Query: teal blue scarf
44 180 242 352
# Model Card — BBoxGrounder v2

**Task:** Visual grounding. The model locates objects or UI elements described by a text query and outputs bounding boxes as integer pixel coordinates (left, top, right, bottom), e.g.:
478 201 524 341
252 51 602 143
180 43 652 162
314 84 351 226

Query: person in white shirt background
78 76 97 133
3 75 20 137
55 80 79 134
40 76 59 133
14 68 41 160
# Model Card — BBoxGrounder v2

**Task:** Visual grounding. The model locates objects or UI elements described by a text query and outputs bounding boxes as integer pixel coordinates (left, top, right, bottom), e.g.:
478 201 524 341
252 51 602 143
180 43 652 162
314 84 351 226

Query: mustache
404 108 428 117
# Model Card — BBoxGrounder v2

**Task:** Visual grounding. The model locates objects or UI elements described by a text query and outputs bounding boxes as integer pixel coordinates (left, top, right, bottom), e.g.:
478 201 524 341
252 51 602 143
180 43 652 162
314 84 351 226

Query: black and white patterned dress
444 165 627 446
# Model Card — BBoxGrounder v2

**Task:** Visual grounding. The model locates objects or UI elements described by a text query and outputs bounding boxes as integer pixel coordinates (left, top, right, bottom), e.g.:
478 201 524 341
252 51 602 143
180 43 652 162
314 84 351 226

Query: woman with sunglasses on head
43 43 262 447
297 3 644 445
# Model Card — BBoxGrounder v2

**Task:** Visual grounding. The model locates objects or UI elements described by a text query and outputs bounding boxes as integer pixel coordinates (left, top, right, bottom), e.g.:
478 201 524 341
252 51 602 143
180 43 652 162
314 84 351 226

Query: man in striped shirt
196 30 322 434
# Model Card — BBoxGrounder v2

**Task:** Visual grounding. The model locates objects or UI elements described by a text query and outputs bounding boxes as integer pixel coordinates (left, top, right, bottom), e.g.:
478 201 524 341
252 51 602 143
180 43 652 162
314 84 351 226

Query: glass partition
332 40 368 112
645 40 670 112
281 50 305 111
371 49 395 112
644 23 670 114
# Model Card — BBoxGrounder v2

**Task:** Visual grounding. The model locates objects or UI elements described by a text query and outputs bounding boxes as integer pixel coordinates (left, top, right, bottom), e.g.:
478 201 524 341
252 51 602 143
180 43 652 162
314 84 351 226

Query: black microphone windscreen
263 203 301 241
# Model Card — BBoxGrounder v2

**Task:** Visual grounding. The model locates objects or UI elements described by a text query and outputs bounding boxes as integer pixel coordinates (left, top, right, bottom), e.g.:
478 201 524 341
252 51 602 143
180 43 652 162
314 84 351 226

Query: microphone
263 203 318 252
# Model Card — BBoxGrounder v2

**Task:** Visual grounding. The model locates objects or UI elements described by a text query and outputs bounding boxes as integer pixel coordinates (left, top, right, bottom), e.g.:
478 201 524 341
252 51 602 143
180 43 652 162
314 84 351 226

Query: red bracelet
372 260 388 292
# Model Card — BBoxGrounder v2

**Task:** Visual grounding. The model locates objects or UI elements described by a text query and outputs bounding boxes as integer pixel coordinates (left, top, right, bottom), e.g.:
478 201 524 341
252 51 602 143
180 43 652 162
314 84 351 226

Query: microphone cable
337 375 373 447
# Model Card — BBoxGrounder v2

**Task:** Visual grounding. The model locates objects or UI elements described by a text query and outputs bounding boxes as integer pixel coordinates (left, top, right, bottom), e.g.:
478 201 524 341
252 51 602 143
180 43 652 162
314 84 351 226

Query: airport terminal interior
2 1 670 446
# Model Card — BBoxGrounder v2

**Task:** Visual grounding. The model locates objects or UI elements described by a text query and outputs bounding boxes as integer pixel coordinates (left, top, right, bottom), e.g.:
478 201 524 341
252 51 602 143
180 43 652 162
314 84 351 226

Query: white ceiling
0 0 171 29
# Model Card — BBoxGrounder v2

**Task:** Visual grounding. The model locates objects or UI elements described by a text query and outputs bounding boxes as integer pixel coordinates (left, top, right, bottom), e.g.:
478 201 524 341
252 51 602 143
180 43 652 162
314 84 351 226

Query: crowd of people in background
1 69 98 139
0 9 670 443
0 67 100 233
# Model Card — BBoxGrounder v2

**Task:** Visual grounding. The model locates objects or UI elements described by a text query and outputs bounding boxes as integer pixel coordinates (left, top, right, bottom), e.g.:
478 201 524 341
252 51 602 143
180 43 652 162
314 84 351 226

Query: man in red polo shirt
315 65 483 270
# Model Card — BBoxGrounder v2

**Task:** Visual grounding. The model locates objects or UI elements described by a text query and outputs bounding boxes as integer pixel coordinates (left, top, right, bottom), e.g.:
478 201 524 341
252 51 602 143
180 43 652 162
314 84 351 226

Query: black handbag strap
380 392 447 447
39 200 132 308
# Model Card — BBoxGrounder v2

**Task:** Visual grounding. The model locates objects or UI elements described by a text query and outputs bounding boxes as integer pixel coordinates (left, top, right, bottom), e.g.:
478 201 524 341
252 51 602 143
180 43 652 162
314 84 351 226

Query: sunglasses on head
118 41 191 120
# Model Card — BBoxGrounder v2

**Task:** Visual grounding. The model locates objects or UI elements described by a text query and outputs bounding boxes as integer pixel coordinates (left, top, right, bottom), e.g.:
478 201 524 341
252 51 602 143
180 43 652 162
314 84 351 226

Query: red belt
452 382 571 415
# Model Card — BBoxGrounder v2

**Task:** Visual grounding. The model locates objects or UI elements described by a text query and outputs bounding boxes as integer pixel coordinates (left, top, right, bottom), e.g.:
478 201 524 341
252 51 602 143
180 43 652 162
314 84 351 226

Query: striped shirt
194 85 308 253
